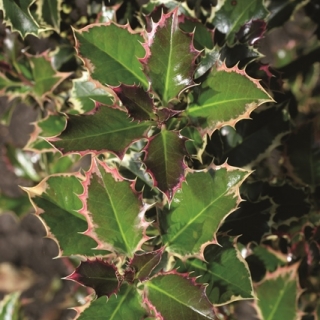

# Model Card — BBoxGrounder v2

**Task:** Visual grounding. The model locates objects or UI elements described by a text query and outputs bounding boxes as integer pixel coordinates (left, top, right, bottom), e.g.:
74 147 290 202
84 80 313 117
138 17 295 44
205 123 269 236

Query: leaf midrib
78 31 148 88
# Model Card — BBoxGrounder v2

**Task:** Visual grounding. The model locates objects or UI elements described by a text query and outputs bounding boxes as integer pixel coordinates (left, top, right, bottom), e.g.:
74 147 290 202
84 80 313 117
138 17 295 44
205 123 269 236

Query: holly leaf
81 159 148 256
25 113 66 152
67 259 119 297
142 8 199 106
179 16 214 50
50 105 153 158
74 23 148 88
128 248 164 281
144 272 215 320
0 52 69 106
113 84 156 121
32 0 62 32
69 72 114 114
162 166 249 256
186 63 273 134
176 236 254 305
254 264 301 320
0 0 41 38
212 0 268 45
144 128 187 199
23 174 106 257
76 284 147 320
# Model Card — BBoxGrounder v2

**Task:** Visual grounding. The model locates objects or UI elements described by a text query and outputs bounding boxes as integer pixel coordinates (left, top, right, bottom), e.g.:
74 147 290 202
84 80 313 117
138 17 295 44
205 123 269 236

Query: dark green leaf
51 106 153 158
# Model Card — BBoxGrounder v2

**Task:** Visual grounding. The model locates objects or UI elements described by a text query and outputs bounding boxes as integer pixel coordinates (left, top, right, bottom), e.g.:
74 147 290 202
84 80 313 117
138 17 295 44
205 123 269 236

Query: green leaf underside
114 84 155 121
68 259 119 297
77 284 147 320
177 236 253 305
75 24 148 88
51 106 152 157
0 0 40 37
144 129 186 198
70 76 114 113
28 175 104 256
162 168 247 255
145 273 214 319
212 0 268 44
255 265 299 320
129 249 163 281
187 66 272 130
85 160 144 255
144 9 198 105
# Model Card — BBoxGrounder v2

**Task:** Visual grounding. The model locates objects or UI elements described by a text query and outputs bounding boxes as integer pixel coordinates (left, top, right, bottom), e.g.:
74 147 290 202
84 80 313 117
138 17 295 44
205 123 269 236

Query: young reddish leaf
50 105 153 158
67 259 119 298
76 284 148 320
212 0 268 45
128 248 164 281
144 128 187 199
162 165 249 256
187 63 273 134
81 159 149 256
113 84 156 121
142 8 199 105
254 263 301 320
176 236 254 305
74 23 148 88
23 174 106 257
144 272 215 320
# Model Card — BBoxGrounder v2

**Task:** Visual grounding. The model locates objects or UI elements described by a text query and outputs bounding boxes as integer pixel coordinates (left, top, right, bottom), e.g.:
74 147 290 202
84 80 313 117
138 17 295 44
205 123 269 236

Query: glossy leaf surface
212 0 268 45
74 23 148 88
162 167 248 256
142 9 198 105
145 273 215 319
0 0 40 37
51 106 152 157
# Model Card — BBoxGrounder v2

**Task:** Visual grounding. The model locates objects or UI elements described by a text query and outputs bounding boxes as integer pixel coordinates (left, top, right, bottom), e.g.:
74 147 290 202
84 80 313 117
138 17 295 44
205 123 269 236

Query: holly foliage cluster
1 0 320 319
